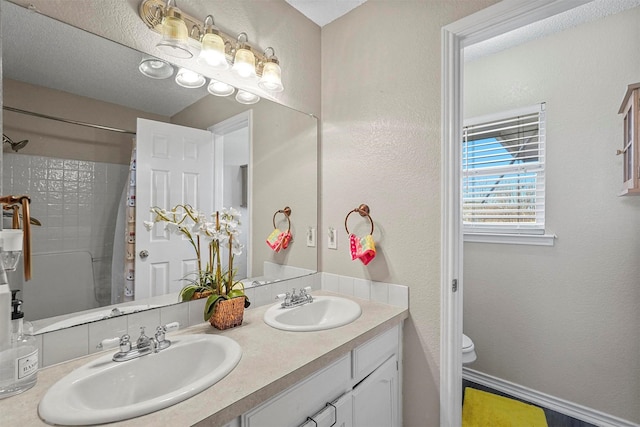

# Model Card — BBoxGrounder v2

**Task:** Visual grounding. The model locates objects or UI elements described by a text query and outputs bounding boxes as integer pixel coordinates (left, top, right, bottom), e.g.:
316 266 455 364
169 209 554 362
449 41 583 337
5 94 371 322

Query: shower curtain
111 141 136 304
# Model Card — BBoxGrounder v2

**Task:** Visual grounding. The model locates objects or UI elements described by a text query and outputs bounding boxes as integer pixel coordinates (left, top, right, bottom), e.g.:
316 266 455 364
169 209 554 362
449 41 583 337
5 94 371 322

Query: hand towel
266 229 292 252
349 233 376 265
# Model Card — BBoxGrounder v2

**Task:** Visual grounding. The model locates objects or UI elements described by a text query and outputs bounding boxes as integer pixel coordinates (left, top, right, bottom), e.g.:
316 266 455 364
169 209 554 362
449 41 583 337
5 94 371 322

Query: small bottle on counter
0 290 38 399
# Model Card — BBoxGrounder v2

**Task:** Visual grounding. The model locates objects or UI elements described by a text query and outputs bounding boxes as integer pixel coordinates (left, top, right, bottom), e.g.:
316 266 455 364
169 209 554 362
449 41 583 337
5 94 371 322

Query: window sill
463 232 556 246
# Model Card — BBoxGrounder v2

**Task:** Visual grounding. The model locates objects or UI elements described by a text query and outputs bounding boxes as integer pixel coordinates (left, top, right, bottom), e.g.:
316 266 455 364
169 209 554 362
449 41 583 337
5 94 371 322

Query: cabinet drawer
243 353 351 427
352 324 399 383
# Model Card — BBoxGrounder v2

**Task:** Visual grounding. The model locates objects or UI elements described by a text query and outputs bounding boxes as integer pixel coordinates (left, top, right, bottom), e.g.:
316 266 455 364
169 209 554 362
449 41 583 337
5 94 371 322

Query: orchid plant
144 204 250 321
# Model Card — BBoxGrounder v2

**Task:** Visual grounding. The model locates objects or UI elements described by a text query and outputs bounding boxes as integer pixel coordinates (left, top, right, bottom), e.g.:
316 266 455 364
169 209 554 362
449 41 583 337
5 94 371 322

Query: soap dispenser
0 290 38 398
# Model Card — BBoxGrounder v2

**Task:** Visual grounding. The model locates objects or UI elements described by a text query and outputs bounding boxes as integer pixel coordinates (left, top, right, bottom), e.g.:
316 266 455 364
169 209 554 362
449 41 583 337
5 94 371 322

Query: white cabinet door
301 391 353 427
352 355 399 427
135 118 214 300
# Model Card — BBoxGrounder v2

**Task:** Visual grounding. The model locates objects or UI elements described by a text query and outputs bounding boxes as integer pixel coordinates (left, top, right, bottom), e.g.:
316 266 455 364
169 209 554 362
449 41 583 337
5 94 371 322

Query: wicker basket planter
209 297 245 330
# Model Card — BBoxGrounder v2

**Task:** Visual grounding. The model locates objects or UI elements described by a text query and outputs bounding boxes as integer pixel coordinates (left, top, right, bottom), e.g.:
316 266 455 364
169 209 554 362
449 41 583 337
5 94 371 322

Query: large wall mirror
1 0 318 334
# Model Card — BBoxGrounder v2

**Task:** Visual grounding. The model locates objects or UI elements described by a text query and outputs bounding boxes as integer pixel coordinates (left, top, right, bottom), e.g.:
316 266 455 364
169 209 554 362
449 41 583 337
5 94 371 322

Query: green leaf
227 289 245 299
203 294 227 321
179 285 199 302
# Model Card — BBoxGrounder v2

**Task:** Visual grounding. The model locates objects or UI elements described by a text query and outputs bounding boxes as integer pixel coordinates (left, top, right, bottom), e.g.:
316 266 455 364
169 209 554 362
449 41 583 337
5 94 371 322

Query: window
462 103 546 237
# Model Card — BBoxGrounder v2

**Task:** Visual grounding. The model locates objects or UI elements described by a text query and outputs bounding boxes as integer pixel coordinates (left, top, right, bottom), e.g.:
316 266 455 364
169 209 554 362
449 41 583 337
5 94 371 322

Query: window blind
462 104 546 234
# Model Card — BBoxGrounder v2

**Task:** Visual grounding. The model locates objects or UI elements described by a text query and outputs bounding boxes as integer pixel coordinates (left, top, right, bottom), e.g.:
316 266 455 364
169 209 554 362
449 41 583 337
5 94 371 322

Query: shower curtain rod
3 106 136 135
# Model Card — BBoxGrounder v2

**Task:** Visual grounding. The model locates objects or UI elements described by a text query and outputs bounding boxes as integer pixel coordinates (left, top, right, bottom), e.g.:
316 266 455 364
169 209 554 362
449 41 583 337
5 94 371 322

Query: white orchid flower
165 222 179 234
225 207 241 219
143 221 155 231
232 240 244 256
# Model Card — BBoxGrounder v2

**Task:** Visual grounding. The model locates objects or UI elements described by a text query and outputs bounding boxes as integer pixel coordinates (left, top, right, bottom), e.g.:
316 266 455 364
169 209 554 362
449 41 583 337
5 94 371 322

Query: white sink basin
35 305 161 334
264 296 362 332
38 334 242 425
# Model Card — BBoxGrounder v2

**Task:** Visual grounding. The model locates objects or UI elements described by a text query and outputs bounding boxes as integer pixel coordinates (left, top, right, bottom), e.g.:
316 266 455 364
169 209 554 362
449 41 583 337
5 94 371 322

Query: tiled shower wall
3 153 129 306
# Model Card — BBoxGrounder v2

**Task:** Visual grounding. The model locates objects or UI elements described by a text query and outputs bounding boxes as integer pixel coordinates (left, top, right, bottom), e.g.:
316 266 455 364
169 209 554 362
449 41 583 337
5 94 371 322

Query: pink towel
266 229 292 252
349 234 376 265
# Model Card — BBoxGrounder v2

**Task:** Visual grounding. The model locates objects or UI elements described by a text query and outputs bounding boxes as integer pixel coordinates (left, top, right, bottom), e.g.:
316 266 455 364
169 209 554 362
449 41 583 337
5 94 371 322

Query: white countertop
0 292 408 426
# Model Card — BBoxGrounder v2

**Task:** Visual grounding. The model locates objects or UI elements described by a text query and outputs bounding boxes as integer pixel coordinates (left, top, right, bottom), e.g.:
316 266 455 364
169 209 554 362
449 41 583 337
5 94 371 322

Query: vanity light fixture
175 68 206 88
232 33 257 79
258 47 283 92
139 0 284 93
235 89 260 105
138 58 174 79
154 0 193 59
197 15 229 69
207 79 235 97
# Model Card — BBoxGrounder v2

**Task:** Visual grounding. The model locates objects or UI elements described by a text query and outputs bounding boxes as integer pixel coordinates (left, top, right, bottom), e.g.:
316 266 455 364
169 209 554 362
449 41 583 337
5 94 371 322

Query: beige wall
172 95 318 278
3 79 168 164
321 1 497 425
464 7 640 423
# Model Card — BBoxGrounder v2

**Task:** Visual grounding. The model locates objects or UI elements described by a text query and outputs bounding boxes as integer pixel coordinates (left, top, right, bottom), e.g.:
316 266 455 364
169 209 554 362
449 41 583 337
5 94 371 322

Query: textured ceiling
285 0 368 27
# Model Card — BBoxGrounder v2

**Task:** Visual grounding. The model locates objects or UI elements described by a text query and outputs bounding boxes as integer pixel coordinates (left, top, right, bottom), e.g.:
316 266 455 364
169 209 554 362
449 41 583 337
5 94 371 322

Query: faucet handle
164 321 180 333
155 322 179 351
119 334 132 352
97 336 120 350
155 322 180 341
97 333 131 351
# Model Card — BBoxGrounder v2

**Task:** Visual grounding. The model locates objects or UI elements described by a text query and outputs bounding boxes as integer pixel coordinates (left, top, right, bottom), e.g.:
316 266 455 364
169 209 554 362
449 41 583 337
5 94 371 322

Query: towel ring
272 206 292 231
344 204 374 235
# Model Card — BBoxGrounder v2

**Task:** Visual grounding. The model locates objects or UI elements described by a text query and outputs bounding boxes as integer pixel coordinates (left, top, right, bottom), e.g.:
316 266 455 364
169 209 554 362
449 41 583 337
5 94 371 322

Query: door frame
209 110 253 277
439 1 591 425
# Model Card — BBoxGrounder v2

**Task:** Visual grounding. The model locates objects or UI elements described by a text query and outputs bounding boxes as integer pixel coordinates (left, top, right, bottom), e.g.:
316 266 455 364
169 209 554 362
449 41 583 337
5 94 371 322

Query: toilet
462 334 477 365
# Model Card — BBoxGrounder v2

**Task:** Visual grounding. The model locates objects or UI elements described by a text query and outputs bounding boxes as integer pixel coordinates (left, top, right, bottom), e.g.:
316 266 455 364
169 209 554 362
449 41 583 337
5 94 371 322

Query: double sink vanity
0 291 407 426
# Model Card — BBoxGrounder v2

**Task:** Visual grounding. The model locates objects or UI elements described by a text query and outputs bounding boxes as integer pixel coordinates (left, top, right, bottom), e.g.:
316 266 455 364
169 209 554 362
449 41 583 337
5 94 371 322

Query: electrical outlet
307 227 316 247
328 227 337 250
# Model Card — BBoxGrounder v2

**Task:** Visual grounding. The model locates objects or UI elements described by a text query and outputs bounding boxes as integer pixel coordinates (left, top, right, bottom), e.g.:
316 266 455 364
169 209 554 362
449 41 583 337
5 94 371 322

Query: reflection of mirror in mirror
1 0 317 334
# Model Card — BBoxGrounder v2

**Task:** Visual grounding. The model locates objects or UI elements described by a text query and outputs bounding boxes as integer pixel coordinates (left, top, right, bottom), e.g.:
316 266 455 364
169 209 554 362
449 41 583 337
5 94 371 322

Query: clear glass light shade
156 14 193 59
207 79 235 97
198 33 229 69
175 68 206 88
258 61 284 92
138 58 174 79
235 90 260 105
232 48 256 79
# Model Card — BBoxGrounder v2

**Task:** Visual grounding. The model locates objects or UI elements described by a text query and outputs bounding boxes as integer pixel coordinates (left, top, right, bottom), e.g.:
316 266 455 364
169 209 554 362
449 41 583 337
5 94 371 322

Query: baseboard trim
463 368 639 427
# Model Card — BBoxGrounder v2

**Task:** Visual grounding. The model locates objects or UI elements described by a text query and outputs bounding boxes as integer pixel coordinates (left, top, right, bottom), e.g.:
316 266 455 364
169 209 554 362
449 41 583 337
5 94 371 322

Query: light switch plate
307 227 316 247
328 227 337 250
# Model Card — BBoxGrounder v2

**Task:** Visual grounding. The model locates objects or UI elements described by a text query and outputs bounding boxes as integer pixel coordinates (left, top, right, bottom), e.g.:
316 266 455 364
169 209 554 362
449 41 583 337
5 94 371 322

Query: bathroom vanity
0 292 407 426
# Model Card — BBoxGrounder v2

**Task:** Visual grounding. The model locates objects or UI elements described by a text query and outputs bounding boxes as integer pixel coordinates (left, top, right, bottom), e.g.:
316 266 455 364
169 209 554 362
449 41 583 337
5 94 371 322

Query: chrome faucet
277 286 314 308
98 322 179 362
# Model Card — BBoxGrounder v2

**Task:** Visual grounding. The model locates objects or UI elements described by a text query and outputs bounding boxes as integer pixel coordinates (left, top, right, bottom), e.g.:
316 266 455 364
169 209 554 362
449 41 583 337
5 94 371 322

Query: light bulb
175 68 206 88
207 79 235 97
198 33 228 69
258 61 284 92
232 48 256 79
138 58 174 79
155 3 192 59
235 90 260 104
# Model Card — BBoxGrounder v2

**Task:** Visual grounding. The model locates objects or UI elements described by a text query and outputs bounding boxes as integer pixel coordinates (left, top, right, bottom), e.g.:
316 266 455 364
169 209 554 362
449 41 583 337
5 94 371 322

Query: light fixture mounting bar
139 0 271 76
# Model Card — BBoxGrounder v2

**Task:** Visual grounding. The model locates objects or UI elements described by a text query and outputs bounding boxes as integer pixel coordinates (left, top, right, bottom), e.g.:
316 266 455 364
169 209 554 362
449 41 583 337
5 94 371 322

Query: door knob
139 250 149 259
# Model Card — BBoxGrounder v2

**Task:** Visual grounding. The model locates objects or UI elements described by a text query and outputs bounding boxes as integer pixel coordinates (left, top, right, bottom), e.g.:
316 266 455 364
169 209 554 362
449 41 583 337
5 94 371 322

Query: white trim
440 23 464 427
464 232 556 246
440 1 592 426
463 368 640 427
209 110 253 277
